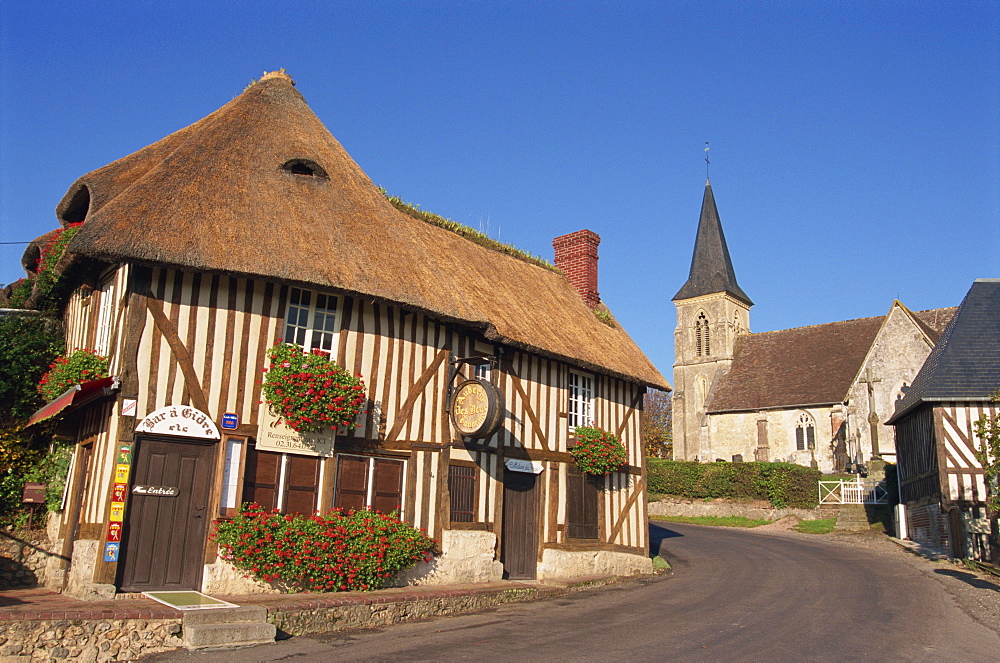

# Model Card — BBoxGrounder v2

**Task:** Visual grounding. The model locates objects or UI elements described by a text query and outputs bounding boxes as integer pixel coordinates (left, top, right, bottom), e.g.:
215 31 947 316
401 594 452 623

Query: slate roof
21 72 669 389
707 305 956 413
672 180 753 306
888 280 1000 423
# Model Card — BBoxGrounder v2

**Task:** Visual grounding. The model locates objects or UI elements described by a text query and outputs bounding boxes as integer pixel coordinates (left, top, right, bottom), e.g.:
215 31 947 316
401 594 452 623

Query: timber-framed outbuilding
15 72 668 598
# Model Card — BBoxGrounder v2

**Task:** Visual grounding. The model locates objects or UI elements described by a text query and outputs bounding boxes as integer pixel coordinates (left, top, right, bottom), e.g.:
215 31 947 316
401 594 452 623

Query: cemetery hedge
647 459 821 508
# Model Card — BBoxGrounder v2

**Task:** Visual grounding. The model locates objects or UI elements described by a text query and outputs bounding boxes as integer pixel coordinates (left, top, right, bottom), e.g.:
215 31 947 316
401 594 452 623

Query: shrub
0 314 63 425
37 349 109 403
647 459 821 508
262 343 367 433
570 426 628 475
32 223 84 309
214 504 435 592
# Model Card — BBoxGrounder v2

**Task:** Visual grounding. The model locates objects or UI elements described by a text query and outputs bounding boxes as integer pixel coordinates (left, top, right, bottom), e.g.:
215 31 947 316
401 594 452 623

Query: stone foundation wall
0 618 182 662
648 498 832 521
0 529 60 589
395 530 503 586
537 549 652 579
269 587 542 636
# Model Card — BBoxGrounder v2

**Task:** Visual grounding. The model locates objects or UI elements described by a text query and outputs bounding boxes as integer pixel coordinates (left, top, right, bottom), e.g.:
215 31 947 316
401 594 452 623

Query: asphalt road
149 523 1000 662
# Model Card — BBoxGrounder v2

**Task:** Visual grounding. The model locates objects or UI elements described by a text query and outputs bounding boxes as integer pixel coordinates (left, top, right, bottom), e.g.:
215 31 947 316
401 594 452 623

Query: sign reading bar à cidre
257 404 337 457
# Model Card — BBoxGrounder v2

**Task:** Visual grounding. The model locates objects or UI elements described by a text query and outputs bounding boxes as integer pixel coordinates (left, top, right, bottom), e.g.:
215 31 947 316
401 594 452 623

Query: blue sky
1 1 998 381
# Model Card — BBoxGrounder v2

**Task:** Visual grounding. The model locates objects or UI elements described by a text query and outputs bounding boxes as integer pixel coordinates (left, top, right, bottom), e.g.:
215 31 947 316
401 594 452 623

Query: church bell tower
672 179 752 460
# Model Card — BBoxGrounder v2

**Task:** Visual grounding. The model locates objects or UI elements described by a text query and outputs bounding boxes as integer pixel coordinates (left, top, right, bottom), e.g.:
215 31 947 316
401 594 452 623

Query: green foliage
641 389 672 459
974 389 1000 511
0 426 69 527
0 314 64 425
37 349 109 403
794 518 837 534
214 504 436 592
570 426 628 475
649 514 769 528
380 189 558 272
4 278 35 309
646 459 822 508
31 223 84 310
592 308 616 328
262 343 367 433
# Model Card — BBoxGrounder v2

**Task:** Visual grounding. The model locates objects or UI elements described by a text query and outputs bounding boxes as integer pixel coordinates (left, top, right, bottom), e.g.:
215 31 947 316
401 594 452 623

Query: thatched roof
43 72 667 389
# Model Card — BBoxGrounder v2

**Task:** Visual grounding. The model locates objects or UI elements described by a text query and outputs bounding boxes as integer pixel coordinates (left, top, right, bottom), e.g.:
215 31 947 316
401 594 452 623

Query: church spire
672 179 753 306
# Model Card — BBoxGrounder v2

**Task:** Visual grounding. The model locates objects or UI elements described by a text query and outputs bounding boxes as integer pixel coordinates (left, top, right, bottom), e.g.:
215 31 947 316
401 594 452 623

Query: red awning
27 377 119 427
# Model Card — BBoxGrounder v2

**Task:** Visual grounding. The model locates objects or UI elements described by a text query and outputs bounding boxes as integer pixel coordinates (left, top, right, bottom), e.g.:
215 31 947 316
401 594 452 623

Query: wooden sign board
257 404 337 457
22 483 46 504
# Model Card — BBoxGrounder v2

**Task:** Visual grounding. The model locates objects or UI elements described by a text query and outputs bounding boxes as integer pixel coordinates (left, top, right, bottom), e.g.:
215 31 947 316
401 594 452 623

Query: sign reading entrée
257 405 337 457
450 379 503 438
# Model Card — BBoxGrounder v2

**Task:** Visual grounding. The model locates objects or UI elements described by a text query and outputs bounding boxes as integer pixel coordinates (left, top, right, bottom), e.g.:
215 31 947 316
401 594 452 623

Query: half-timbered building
18 72 668 598
888 279 1000 562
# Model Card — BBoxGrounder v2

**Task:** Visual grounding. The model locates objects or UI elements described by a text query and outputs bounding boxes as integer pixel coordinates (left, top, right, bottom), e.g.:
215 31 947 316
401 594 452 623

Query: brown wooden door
501 468 539 580
371 458 404 515
118 437 216 592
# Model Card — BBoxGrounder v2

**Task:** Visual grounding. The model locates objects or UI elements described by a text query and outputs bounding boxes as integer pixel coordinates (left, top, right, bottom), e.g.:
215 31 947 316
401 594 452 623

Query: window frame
568 370 594 429
795 413 816 452
240 442 322 516
283 287 340 353
332 453 407 518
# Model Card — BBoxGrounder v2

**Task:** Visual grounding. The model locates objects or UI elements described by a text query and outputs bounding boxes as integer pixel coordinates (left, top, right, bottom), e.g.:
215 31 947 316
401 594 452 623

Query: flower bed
37 349 109 402
214 505 435 592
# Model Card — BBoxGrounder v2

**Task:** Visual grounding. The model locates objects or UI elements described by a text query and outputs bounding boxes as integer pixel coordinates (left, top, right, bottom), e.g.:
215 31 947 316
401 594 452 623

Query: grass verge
792 518 837 534
649 514 769 528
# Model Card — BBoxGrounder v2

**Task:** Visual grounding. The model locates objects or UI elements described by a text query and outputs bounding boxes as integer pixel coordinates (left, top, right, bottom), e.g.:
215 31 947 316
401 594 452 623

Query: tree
641 389 672 458
0 313 64 428
973 389 1000 565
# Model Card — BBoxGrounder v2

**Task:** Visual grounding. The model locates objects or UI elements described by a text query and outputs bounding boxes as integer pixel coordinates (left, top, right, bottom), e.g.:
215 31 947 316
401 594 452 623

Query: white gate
818 479 889 505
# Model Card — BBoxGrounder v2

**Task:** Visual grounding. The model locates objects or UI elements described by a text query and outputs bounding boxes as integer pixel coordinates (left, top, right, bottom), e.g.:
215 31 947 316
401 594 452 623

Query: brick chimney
553 229 601 308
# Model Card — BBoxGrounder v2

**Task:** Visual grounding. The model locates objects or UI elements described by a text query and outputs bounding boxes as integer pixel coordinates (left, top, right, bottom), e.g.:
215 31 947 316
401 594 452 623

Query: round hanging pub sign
450 379 503 438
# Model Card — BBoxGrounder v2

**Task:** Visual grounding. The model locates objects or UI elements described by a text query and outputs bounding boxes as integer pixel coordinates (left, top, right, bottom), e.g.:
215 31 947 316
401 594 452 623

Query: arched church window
696 312 711 357
795 412 816 451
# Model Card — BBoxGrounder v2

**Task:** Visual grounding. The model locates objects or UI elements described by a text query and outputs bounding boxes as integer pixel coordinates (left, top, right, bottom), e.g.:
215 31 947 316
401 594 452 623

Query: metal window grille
568 371 593 428
449 465 477 523
284 287 338 352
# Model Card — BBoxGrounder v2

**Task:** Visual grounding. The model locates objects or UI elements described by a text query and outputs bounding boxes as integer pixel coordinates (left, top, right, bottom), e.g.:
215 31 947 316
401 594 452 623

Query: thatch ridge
40 74 666 389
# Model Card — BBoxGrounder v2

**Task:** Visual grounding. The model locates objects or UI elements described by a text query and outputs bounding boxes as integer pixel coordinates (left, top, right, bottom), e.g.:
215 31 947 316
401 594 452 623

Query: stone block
181 605 267 626
182 622 276 649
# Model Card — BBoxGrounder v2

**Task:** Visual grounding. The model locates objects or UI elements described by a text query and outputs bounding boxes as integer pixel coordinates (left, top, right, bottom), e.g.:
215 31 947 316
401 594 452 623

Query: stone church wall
707 406 841 473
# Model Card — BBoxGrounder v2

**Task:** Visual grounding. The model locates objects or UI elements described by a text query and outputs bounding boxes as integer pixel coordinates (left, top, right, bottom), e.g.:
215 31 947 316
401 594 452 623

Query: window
284 287 338 352
93 275 116 356
333 454 405 517
241 443 321 515
696 312 711 357
566 465 599 539
568 370 593 428
795 413 816 452
474 362 491 381
449 464 477 523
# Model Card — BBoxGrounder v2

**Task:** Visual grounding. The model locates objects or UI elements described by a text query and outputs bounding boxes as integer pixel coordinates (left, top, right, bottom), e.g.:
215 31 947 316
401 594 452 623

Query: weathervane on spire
704 142 711 180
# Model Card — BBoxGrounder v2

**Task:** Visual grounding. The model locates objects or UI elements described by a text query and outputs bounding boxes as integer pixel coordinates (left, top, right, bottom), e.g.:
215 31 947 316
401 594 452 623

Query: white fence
818 478 889 505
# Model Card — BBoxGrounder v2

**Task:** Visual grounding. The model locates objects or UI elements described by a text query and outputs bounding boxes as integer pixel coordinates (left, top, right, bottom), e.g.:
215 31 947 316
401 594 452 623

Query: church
671 180 954 474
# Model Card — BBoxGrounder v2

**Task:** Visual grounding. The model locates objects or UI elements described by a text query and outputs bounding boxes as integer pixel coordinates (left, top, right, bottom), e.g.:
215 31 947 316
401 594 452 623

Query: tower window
696 312 711 357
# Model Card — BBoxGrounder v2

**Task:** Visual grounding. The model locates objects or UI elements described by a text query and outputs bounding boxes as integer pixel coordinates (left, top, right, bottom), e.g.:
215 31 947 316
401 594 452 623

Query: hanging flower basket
570 426 628 475
37 348 110 403
262 342 367 434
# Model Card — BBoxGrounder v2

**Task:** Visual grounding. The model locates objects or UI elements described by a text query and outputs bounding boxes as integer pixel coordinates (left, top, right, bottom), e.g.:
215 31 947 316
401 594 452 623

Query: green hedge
647 459 821 508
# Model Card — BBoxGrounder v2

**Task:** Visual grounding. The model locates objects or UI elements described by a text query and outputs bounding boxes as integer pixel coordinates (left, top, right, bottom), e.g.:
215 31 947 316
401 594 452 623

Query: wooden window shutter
334 455 370 511
566 465 599 540
284 454 320 515
242 446 282 512
449 465 476 523
371 458 404 515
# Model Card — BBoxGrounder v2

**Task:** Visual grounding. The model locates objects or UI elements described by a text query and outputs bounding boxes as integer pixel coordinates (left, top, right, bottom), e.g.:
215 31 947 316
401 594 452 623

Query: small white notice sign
505 458 544 474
